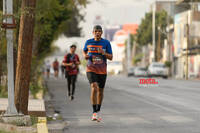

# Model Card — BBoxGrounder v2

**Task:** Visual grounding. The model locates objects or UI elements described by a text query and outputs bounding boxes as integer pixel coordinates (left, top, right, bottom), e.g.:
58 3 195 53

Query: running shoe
97 112 102 122
68 95 71 101
71 95 74 100
69 96 73 101
91 113 97 121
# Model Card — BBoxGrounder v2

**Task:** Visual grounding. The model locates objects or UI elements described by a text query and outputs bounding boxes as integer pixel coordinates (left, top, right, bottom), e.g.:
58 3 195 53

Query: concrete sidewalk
0 98 46 116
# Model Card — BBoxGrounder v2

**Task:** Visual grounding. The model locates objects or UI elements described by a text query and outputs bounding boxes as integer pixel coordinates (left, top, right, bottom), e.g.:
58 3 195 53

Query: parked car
107 61 123 75
134 67 148 77
148 62 168 78
128 67 135 77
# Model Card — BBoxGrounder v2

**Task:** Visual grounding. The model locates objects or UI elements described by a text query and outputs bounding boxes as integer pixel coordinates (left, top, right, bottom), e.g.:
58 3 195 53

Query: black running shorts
86 72 107 88
46 69 50 73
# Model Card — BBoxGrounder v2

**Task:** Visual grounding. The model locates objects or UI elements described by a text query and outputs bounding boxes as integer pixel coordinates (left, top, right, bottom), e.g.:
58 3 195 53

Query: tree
0 10 7 89
30 0 89 87
1 0 89 110
32 0 88 57
15 0 36 114
0 2 2 11
136 10 170 61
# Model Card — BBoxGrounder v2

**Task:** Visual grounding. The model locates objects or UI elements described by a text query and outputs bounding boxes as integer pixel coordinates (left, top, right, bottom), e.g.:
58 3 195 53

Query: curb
0 122 36 133
37 117 48 133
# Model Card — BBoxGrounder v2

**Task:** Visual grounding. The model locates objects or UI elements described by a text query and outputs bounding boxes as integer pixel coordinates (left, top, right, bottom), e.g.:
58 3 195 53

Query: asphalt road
46 75 200 133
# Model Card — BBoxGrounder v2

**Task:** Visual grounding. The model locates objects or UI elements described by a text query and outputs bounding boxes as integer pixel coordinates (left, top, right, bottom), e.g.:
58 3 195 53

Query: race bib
92 55 103 65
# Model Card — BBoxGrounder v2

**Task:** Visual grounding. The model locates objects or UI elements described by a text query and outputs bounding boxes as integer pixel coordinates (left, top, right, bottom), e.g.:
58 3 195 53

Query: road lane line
160 115 194 123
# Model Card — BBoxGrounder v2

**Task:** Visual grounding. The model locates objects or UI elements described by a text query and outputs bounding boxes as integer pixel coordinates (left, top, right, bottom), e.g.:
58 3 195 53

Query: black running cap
93 25 102 31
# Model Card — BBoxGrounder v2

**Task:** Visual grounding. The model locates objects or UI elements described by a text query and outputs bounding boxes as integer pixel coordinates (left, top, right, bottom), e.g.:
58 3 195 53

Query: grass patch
47 116 53 121
30 75 47 99
0 85 8 98
57 115 63 120
47 115 63 121
30 116 38 126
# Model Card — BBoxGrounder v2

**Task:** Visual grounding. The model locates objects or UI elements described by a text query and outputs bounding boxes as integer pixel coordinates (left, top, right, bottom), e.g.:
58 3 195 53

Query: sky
54 0 157 52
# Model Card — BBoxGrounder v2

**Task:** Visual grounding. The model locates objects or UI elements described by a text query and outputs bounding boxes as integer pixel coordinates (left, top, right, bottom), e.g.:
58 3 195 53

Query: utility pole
127 32 131 73
167 2 172 77
152 2 156 62
157 26 161 61
185 2 194 80
15 0 36 114
3 0 18 116
186 22 189 80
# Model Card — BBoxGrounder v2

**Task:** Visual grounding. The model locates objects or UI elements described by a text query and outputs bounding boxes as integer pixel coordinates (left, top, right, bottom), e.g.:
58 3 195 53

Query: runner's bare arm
104 52 113 60
98 48 113 60
76 61 81 65
83 51 89 60
62 62 73 66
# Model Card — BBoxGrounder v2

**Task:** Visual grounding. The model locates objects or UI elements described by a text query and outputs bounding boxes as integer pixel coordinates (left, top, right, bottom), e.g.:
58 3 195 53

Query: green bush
30 116 38 126
0 130 16 133
0 85 8 98
132 53 144 65
30 75 46 99
164 61 172 68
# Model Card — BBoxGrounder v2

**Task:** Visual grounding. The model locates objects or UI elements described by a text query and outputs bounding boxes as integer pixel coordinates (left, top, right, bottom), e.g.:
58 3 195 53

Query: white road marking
160 115 194 123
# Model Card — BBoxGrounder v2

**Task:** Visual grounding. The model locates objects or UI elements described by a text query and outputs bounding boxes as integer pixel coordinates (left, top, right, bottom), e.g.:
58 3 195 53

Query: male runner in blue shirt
83 25 113 122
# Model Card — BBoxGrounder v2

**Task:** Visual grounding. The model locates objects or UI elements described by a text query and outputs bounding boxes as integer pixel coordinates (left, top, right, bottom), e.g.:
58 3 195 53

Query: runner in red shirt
63 45 80 100
52 58 59 78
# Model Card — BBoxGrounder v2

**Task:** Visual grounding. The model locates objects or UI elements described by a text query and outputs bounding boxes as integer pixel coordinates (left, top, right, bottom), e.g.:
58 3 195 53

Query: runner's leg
46 69 50 78
90 82 98 120
97 87 104 112
71 75 77 100
91 82 98 112
97 74 107 112
87 72 99 120
96 75 107 122
67 76 72 97
55 70 58 77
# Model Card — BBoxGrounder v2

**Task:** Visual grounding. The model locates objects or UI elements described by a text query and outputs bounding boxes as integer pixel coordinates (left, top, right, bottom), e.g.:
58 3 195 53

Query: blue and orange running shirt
83 38 112 75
